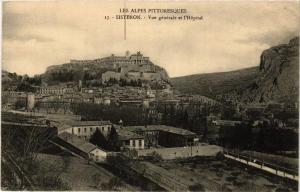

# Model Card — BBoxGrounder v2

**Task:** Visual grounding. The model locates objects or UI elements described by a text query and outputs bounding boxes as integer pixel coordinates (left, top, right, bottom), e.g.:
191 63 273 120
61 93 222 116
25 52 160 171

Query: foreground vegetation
153 156 298 192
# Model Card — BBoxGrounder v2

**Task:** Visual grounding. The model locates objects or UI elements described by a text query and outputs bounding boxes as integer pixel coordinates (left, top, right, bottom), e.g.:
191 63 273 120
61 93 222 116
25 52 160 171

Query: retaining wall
137 145 222 160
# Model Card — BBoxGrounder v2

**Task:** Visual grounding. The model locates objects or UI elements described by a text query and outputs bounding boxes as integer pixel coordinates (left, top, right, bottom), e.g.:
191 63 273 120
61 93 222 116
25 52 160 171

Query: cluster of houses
52 119 201 163
2 51 174 110
2 85 157 111
119 125 199 148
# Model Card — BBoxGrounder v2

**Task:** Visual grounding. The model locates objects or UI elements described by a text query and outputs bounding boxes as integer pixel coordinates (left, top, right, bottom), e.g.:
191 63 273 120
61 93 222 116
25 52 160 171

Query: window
102 127 104 132
133 140 135 147
78 128 80 133
90 127 93 132
84 128 86 133
139 140 142 147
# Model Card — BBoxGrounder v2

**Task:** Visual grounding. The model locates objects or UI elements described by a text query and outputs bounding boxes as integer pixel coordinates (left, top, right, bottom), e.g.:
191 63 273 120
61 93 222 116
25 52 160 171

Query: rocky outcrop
42 52 170 85
171 37 299 104
246 37 299 103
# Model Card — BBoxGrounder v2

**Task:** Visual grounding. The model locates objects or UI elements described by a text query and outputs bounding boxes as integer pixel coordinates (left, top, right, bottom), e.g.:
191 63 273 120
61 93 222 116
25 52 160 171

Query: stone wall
137 145 222 160
101 71 121 83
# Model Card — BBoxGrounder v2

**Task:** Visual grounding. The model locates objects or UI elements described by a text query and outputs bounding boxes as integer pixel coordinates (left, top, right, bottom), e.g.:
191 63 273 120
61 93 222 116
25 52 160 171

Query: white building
38 86 74 95
59 121 113 140
89 147 107 162
117 129 145 150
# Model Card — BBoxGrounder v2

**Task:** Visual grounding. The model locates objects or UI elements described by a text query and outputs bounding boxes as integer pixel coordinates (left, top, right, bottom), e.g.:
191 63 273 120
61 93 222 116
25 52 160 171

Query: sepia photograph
1 0 299 191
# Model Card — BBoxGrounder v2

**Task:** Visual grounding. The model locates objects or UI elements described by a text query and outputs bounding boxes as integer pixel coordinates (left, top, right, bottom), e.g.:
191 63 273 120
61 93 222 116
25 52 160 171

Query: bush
146 151 163 162
189 183 205 191
215 152 225 161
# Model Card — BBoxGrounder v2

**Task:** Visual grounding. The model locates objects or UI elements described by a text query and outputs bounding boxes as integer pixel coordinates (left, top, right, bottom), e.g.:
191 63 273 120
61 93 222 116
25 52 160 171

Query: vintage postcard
1 0 299 191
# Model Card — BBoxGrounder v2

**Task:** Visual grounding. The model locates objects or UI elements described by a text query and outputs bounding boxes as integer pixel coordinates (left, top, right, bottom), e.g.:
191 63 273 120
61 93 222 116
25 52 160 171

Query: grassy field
153 157 298 192
36 153 140 191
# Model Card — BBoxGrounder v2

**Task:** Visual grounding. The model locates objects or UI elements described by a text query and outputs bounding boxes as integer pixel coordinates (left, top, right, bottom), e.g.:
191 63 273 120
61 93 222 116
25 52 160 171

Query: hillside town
3 0 300 190
2 48 299 191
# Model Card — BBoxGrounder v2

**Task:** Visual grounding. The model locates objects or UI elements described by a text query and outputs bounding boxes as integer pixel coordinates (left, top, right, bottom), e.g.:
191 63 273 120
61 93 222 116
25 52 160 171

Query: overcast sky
2 0 299 77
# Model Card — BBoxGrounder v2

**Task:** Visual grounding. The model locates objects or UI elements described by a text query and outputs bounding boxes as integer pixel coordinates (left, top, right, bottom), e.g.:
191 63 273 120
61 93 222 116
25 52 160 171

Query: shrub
215 152 225 161
146 151 163 162
189 183 205 191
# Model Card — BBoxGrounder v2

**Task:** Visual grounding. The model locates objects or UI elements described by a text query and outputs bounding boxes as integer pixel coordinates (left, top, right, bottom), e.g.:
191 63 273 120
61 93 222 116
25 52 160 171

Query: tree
107 126 120 151
89 128 109 150
16 82 36 92
1 121 58 190
182 110 189 129
35 157 71 190
15 100 27 109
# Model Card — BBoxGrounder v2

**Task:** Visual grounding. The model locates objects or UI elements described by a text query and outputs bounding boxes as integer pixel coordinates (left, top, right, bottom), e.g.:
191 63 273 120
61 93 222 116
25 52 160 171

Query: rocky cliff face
244 37 299 103
171 37 299 104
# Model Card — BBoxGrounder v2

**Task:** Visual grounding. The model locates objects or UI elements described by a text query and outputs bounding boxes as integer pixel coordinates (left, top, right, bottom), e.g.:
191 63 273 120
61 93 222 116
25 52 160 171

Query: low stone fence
137 145 222 160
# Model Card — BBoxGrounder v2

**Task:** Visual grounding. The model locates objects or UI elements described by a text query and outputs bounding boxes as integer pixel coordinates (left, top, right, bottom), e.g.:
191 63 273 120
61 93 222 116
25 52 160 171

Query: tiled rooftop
121 125 197 136
69 121 112 127
153 125 197 136
58 132 97 153
116 129 144 140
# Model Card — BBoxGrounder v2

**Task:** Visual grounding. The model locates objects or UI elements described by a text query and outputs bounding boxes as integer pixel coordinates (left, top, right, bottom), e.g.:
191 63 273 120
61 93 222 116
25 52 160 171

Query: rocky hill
42 52 170 87
171 37 299 104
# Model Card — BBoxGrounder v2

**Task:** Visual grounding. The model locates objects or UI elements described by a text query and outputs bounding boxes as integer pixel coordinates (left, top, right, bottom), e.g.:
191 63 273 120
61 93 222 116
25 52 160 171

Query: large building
70 51 151 68
98 51 151 67
94 52 164 83
120 125 199 148
38 86 74 95
59 121 113 140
